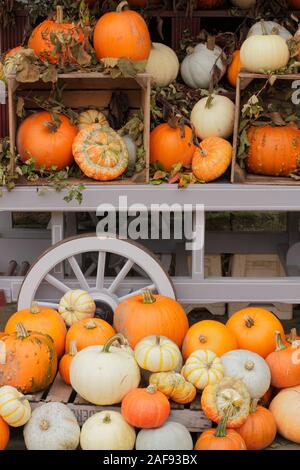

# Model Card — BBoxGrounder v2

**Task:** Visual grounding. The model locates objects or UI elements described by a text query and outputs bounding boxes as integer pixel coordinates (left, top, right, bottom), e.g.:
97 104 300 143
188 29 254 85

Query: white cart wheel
17 233 175 311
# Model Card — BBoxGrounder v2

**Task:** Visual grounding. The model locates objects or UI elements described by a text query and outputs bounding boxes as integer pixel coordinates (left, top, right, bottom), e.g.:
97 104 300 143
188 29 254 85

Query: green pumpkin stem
275 331 286 352
142 289 156 305
16 322 29 339
214 407 232 438
103 413 112 424
56 5 64 24
30 302 40 315
249 399 259 414
102 333 127 353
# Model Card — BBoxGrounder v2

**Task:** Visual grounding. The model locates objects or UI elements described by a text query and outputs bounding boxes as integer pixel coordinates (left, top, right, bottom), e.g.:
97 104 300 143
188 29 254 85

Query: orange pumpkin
227 50 241 88
93 1 151 61
260 387 273 408
72 125 129 181
65 317 116 352
192 137 232 182
226 307 285 358
150 122 195 171
0 323 57 393
182 320 237 361
5 45 24 58
114 289 189 348
5 302 66 359
286 327 300 345
121 385 170 428
17 111 77 170
59 340 77 385
236 400 277 450
0 416 9 451
246 126 300 177
195 410 247 450
28 6 84 64
196 0 224 7
266 331 300 388
0 332 5 339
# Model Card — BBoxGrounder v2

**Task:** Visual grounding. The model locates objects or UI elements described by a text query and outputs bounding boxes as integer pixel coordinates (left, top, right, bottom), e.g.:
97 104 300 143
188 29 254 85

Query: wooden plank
43 373 73 404
169 400 184 410
15 173 147 187
73 394 89 405
190 394 201 411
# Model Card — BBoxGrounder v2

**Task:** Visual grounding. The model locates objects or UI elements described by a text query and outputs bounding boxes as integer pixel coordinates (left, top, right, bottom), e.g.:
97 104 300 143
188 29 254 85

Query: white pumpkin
58 289 96 327
241 35 290 73
122 134 136 170
181 43 226 90
181 349 224 390
78 109 109 131
191 94 235 140
146 42 179 87
136 420 193 450
23 402 80 450
70 334 140 405
247 21 292 41
230 0 256 8
80 410 136 450
0 385 31 427
134 335 182 372
221 349 271 399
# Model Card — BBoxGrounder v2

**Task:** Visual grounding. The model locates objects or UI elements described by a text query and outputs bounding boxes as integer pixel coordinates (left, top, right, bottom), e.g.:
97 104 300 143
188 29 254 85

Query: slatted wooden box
7 71 151 184
231 72 300 185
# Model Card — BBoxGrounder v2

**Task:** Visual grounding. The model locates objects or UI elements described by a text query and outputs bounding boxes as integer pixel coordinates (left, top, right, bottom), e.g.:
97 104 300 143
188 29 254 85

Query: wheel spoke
119 283 156 301
37 301 60 309
96 251 106 290
108 259 134 294
45 274 70 294
67 256 89 291
84 261 97 278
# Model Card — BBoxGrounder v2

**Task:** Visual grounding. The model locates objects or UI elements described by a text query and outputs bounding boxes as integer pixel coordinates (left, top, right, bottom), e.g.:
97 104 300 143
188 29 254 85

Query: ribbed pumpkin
0 385 31 427
236 400 277 450
121 385 170 428
5 303 66 359
17 112 77 170
246 126 300 177
269 386 300 443
28 6 84 64
59 341 77 385
192 137 232 182
0 416 9 450
182 349 224 390
93 1 151 61
201 377 250 428
227 50 241 87
150 122 195 171
226 307 285 358
182 320 237 361
0 323 57 393
65 318 115 352
0 332 5 339
72 125 128 181
78 110 109 131
58 289 96 327
134 336 182 372
146 43 179 87
114 289 189 348
266 331 300 388
195 410 247 450
149 372 196 404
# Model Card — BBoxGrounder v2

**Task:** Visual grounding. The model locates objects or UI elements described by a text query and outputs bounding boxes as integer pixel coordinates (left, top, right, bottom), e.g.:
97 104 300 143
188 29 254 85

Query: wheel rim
17 233 175 310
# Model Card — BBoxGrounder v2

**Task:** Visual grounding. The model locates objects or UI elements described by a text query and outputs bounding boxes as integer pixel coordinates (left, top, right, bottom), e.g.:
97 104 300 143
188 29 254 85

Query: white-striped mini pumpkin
72 125 129 181
134 335 182 373
78 110 109 131
0 385 31 427
58 290 96 327
181 349 224 390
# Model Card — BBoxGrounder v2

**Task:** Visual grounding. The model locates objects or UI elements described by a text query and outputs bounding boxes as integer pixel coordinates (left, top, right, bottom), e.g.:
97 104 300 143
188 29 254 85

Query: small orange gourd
227 50 242 88
59 341 78 385
192 137 232 182
65 318 116 352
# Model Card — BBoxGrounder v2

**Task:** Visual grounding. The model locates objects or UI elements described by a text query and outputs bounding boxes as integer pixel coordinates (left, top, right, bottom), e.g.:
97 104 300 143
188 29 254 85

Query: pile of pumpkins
1 288 300 450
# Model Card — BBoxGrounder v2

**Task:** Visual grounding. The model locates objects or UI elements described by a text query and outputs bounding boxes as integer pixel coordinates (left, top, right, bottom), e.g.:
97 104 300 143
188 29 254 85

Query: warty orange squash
192 137 232 182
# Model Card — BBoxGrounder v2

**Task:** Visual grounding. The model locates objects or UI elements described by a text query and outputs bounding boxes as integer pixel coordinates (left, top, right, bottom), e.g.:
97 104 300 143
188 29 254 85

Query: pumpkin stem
155 335 161 346
85 320 96 330
244 315 255 328
244 360 254 371
18 395 33 402
289 328 298 344
214 406 231 438
275 331 286 352
146 384 157 394
56 5 64 24
260 19 268 36
142 289 156 305
103 413 111 424
205 94 214 110
167 115 182 130
186 46 194 55
199 334 207 344
43 120 59 134
206 35 216 51
39 419 50 431
30 302 40 315
249 399 259 414
116 1 129 12
69 340 77 357
16 322 29 339
102 333 127 353
199 144 208 157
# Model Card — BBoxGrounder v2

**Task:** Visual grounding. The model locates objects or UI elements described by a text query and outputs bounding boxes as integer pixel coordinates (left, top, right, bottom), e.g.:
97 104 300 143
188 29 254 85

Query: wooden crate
7 72 151 184
228 253 293 319
29 373 211 432
231 72 300 185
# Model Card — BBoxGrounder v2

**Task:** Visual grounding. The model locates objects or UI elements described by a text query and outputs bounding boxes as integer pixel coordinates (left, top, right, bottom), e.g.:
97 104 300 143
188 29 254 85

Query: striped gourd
181 349 224 390
58 290 96 327
134 335 182 373
0 385 31 427
78 110 109 131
